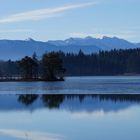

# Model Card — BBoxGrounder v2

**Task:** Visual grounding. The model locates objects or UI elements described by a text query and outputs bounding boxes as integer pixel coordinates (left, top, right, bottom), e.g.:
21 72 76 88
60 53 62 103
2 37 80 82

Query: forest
0 48 140 78
61 48 140 76
0 52 65 81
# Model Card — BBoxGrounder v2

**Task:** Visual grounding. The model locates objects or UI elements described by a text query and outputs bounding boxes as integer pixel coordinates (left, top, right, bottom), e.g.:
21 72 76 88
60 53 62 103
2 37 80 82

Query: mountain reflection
0 94 140 113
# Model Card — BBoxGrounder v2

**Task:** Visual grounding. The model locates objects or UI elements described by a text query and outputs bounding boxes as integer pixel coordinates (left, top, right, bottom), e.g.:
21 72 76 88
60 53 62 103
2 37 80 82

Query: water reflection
0 129 64 140
18 95 38 106
0 94 140 113
0 94 140 140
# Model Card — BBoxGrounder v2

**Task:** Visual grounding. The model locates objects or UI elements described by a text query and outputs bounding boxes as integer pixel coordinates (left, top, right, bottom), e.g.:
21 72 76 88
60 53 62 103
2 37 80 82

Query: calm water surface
0 94 140 140
0 76 140 94
0 77 140 139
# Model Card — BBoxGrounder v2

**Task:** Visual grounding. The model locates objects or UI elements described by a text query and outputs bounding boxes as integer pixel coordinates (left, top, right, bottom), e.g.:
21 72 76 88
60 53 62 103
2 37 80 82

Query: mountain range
0 36 139 60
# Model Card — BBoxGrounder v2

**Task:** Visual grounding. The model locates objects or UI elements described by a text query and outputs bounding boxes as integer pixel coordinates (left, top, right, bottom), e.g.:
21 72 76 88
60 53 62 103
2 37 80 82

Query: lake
0 76 140 94
0 94 140 140
0 76 140 140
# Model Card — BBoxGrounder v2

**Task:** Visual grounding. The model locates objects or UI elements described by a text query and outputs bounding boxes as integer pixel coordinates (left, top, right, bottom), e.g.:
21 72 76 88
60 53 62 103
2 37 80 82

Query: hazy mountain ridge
0 36 139 60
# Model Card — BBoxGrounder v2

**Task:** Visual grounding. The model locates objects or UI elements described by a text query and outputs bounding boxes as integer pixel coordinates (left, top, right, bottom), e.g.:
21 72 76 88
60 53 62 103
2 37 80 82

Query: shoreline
0 78 64 82
0 75 140 82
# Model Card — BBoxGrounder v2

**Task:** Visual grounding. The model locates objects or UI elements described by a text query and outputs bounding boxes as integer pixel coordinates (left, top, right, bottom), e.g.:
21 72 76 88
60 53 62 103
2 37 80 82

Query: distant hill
0 36 139 60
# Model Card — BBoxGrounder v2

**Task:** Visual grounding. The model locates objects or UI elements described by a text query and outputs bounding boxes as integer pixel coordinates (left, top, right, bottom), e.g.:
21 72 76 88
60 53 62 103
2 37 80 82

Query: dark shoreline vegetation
0 52 66 82
0 48 140 81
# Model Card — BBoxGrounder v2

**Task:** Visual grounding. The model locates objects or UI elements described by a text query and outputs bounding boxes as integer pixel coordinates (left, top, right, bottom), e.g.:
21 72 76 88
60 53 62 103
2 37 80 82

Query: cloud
0 2 96 24
0 129 65 140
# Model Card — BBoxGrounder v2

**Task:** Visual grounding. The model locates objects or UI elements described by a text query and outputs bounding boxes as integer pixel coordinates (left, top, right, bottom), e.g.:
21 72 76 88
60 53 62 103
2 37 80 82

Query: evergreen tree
32 52 38 78
18 56 38 80
42 52 66 81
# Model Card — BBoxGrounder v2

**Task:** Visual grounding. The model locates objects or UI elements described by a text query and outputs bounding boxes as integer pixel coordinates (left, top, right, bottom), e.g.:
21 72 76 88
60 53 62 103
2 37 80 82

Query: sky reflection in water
0 94 140 140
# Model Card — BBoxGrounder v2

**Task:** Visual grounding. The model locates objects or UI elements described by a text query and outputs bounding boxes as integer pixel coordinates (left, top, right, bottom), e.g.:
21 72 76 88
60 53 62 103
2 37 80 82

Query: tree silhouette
42 52 66 81
1 48 140 78
18 56 38 80
32 52 39 78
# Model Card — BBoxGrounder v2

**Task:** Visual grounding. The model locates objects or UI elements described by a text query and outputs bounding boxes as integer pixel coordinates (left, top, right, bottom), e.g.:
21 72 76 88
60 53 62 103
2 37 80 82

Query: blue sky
0 0 139 42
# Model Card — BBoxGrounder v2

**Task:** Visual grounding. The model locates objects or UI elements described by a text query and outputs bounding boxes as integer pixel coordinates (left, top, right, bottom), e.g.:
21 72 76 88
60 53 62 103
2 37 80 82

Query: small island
0 52 66 82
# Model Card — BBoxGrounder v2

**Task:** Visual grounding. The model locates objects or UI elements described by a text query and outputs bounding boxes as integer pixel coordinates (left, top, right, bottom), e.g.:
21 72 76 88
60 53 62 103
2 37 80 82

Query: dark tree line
0 52 65 81
61 48 140 76
1 48 140 77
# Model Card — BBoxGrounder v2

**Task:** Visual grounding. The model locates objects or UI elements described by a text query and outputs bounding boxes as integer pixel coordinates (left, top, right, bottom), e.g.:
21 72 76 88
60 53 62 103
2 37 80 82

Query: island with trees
0 52 66 82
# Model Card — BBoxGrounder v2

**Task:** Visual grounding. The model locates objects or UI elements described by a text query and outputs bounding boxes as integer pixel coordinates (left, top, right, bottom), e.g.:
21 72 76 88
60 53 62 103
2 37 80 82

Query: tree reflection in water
42 95 64 108
18 94 38 106
17 94 140 108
